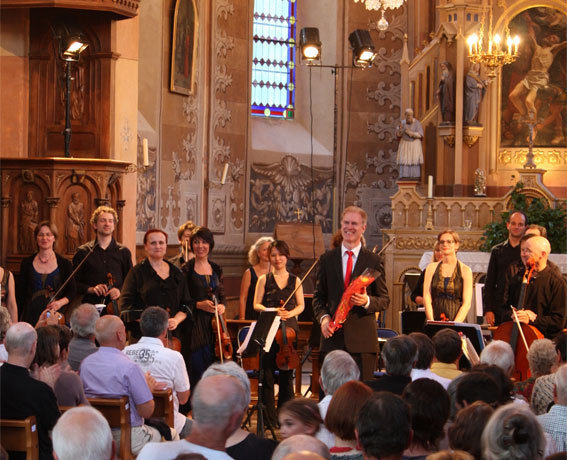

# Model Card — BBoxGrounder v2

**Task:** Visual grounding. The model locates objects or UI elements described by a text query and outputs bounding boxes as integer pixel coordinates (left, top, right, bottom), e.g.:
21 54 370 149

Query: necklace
38 252 54 264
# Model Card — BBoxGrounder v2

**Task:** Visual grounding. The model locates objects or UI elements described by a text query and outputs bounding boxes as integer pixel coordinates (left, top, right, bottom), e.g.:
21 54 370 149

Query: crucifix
293 208 303 222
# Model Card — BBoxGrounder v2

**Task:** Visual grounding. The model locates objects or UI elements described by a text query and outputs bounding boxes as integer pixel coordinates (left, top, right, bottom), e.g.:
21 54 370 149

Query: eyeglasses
38 233 54 238
439 239 455 245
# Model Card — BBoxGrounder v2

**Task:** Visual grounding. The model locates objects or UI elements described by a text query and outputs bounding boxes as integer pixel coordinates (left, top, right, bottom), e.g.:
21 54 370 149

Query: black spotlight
348 29 376 68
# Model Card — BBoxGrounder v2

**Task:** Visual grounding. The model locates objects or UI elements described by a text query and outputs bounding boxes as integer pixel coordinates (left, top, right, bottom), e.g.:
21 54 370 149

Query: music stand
240 310 279 440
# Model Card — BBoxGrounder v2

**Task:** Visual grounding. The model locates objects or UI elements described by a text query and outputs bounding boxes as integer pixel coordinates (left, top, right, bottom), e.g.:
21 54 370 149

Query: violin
492 258 543 381
164 307 182 352
275 299 300 371
105 273 120 316
209 290 233 362
44 286 65 325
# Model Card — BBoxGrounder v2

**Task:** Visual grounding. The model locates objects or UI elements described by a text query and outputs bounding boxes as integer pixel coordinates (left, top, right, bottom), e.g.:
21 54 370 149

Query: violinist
119 229 193 366
18 221 76 326
503 235 566 339
239 236 274 320
182 226 226 387
254 240 304 428
169 220 196 269
72 206 132 308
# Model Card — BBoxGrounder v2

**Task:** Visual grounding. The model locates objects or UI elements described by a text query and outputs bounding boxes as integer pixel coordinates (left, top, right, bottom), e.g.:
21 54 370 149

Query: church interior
1 0 566 330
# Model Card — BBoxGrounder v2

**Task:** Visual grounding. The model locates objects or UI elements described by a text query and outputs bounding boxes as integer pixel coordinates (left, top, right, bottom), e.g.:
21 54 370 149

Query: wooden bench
88 396 134 460
0 415 39 460
152 388 174 429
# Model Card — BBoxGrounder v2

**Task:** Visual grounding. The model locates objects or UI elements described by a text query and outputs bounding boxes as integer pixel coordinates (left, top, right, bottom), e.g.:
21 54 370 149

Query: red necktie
344 251 354 289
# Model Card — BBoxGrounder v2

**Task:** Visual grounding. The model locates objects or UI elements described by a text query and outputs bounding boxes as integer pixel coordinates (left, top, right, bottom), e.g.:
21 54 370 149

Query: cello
492 258 543 382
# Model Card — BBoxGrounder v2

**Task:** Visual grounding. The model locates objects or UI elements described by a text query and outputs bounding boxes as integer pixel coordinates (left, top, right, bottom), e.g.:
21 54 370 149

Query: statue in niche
474 169 487 197
437 61 455 123
65 192 85 253
19 191 39 253
464 63 488 125
396 108 423 179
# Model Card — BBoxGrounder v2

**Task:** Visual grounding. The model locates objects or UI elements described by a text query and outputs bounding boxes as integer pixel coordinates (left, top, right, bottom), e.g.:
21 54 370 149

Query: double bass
492 258 543 382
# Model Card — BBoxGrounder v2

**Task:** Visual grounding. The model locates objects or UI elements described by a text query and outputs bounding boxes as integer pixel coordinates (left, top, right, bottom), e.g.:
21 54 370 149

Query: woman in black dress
254 240 304 427
238 236 273 320
183 226 226 387
19 221 75 326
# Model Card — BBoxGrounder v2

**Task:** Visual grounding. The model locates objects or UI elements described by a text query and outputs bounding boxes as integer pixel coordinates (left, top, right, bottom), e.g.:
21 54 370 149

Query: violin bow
280 258 319 310
372 236 396 256
47 240 98 305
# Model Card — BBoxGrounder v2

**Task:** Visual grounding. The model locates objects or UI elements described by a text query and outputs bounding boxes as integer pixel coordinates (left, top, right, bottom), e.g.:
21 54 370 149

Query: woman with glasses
423 229 472 322
19 221 76 326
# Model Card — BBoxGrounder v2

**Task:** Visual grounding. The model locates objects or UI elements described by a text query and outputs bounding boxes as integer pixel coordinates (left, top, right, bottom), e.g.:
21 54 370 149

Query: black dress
431 261 463 321
245 267 259 320
261 272 298 427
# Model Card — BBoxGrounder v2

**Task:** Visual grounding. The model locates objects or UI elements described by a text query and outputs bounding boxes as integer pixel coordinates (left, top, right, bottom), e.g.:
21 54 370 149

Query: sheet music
236 308 281 354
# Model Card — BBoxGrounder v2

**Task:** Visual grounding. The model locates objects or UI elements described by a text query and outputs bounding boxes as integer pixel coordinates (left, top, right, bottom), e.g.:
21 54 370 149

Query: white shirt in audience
411 368 451 389
316 394 334 448
137 440 232 460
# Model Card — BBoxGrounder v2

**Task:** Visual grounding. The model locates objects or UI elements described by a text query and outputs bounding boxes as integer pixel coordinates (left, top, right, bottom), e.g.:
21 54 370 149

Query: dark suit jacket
312 247 389 354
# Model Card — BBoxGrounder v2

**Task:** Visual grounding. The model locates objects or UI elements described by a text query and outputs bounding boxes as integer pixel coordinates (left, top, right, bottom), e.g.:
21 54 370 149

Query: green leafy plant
479 183 567 253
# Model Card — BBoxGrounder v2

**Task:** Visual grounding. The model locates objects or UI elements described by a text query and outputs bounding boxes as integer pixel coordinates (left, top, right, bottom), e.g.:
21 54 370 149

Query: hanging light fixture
466 0 519 79
349 29 377 68
353 0 406 30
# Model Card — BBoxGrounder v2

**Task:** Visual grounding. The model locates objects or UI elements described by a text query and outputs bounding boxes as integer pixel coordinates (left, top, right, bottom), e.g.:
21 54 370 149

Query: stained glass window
251 0 296 119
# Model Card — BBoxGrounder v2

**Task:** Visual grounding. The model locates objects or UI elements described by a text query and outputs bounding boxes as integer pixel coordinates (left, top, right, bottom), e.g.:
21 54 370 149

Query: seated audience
537 364 567 451
426 451 474 460
446 374 466 421
279 398 324 440
124 307 191 438
137 374 245 460
324 381 373 459
272 435 331 460
355 392 411 460
365 335 416 394
514 338 556 402
0 322 60 460
52 406 114 460
68 303 99 371
448 401 494 460
470 364 515 407
201 361 278 460
33 325 88 407
482 403 546 460
0 306 12 363
480 340 515 377
455 372 500 409
430 328 463 380
402 378 450 459
532 332 567 415
409 332 450 388
317 350 360 447
80 315 164 455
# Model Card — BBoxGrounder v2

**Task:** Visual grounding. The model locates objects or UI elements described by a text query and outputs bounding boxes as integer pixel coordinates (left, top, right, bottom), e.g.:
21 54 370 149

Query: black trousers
261 341 294 427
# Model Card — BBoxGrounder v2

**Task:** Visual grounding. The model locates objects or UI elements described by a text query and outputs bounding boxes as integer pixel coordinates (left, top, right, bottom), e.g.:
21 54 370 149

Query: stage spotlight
299 27 322 62
348 29 376 68
62 35 88 61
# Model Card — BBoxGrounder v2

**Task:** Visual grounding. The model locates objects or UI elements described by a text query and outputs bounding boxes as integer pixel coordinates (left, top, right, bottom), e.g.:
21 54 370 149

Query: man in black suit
313 206 389 381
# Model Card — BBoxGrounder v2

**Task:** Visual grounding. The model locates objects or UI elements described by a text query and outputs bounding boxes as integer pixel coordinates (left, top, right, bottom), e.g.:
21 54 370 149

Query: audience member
137 374 245 460
282 453 328 460
409 332 450 388
355 392 411 460
455 372 500 409
402 378 450 459
279 398 323 440
532 332 567 415
52 406 114 460
430 328 463 380
448 401 494 460
446 373 466 421
482 403 546 460
34 325 88 407
80 315 164 455
365 335 416 394
324 381 373 459
537 364 567 451
68 303 99 371
124 306 191 438
471 364 515 407
0 306 12 363
480 340 515 377
514 338 556 402
201 361 278 460
426 451 474 460
0 322 60 460
272 435 331 460
317 350 360 447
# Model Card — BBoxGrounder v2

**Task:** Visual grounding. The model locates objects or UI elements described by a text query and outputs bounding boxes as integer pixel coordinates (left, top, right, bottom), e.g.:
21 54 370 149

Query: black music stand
240 310 278 440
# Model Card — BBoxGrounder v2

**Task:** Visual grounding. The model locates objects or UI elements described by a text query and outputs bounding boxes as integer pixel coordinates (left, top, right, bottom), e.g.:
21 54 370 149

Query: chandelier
353 0 405 31
466 1 519 79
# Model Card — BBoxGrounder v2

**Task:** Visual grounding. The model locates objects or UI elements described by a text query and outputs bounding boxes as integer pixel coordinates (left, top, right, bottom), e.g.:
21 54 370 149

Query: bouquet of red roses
329 267 380 332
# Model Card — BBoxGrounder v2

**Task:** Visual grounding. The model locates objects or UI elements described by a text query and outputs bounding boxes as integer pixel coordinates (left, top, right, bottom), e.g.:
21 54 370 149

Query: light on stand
299 28 322 63
349 29 377 68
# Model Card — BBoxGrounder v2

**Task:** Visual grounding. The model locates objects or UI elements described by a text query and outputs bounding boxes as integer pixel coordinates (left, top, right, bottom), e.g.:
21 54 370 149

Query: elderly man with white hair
272 434 331 460
480 340 516 377
504 235 567 339
67 303 99 371
52 406 114 460
538 364 567 451
316 350 360 447
0 322 60 460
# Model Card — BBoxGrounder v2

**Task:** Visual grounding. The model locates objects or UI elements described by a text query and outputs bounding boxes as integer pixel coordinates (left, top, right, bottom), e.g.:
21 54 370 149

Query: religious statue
66 192 85 253
474 169 487 196
464 63 487 125
19 190 39 253
437 61 455 123
396 108 424 179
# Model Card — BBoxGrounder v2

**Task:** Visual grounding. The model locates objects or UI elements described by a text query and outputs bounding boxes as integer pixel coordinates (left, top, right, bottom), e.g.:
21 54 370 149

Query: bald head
272 435 331 460
282 453 327 460
524 236 551 271
6 323 37 366
94 316 125 349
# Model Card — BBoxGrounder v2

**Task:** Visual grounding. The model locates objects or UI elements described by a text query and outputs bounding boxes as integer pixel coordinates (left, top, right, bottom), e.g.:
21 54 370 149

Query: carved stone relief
136 137 157 231
208 192 226 233
65 190 86 254
19 190 39 253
